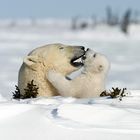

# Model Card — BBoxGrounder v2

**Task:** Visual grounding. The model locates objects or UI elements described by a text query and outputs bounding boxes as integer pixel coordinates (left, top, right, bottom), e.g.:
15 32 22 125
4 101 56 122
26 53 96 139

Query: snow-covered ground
0 91 140 140
0 19 140 140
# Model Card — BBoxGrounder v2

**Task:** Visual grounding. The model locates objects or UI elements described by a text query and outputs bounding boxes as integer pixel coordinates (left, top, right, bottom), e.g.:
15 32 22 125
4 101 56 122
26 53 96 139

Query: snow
0 19 140 139
0 91 140 140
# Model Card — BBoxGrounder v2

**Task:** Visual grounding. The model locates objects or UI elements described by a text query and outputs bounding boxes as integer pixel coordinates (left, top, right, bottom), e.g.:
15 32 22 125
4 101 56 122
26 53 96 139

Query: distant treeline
0 7 139 34
71 7 140 34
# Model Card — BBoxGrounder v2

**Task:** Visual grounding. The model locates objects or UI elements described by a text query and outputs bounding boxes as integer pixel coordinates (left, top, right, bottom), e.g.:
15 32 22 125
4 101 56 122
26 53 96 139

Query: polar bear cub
47 49 110 98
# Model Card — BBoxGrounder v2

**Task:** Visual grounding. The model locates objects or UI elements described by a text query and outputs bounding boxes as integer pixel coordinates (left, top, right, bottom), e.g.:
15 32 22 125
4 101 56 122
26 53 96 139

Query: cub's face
83 49 110 74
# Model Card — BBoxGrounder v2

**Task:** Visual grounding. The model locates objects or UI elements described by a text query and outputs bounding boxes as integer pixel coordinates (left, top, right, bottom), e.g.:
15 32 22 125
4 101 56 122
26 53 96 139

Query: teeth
74 58 82 63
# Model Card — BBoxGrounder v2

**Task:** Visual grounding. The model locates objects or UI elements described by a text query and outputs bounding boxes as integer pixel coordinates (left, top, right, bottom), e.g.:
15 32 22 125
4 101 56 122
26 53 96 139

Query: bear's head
23 43 85 75
83 49 110 74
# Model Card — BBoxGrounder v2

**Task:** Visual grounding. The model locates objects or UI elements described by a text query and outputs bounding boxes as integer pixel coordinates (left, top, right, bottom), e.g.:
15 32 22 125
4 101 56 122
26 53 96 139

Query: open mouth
71 55 85 67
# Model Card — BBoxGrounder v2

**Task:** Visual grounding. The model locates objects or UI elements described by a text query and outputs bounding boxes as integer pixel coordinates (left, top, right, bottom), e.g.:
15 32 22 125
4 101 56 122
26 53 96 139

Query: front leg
47 70 73 96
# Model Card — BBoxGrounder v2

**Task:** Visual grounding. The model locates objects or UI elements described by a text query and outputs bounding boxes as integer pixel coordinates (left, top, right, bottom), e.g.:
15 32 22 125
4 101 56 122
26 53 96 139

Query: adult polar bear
18 43 85 97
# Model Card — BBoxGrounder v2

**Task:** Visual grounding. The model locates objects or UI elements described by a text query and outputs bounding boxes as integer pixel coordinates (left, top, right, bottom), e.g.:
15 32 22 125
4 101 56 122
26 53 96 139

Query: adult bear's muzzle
70 46 85 67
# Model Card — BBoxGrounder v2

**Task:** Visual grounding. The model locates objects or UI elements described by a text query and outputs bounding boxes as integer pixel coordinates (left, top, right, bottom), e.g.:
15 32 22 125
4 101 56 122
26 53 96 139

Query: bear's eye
98 65 103 71
99 65 103 68
93 54 96 58
59 47 64 50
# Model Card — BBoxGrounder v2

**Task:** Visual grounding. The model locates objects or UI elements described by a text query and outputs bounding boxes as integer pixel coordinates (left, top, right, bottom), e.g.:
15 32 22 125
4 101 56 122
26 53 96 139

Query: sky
0 0 140 19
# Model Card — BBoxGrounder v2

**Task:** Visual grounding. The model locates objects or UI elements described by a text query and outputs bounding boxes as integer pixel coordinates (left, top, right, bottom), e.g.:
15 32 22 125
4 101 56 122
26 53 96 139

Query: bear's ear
98 65 103 72
23 55 39 66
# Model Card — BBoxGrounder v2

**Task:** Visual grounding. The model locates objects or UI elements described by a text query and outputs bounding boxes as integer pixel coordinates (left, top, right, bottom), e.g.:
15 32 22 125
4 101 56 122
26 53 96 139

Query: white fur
47 49 110 98
18 43 84 97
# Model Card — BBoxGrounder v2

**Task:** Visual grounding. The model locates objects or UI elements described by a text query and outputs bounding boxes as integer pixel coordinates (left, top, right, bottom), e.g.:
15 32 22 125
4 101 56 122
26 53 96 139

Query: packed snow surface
0 91 140 140
0 20 140 140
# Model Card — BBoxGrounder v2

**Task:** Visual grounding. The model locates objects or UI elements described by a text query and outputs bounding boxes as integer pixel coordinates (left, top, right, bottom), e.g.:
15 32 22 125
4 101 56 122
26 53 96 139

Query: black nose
87 48 89 51
80 46 85 50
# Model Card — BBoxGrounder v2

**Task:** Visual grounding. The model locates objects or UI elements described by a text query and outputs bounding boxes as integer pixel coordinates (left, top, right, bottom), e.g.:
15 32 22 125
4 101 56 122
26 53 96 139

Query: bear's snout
80 46 85 50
